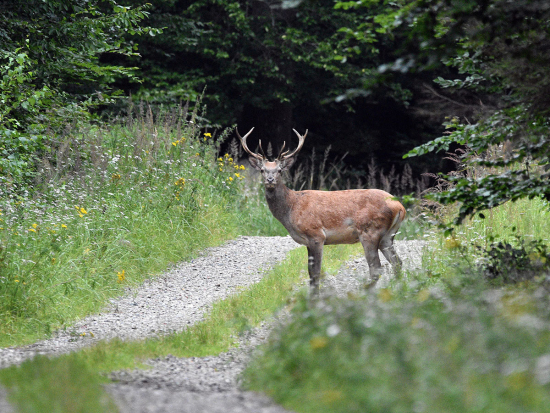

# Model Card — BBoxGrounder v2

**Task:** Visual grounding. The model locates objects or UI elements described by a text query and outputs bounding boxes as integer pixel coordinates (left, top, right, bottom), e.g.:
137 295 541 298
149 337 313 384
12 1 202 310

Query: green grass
243 196 550 413
0 243 362 413
0 103 266 346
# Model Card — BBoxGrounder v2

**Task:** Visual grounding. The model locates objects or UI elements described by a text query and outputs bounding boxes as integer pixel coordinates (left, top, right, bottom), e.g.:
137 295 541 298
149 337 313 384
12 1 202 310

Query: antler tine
281 129 308 160
258 140 268 159
236 127 264 160
276 141 287 160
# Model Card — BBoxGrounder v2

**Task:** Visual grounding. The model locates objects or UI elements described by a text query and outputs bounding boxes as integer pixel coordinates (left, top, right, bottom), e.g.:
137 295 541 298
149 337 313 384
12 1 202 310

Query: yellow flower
228 176 233 181
175 178 186 187
204 132 212 137
61 224 67 228
196 153 200 157
224 153 229 158
378 288 392 302
80 207 87 214
172 142 177 146
218 157 223 162
14 279 19 283
28 228 36 233
235 173 240 178
117 270 126 283
239 165 245 170
32 223 38 228
310 336 328 350
51 258 56 264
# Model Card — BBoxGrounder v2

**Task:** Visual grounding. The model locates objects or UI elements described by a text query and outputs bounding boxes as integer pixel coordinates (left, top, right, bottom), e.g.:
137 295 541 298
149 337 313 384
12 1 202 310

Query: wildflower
111 173 121 182
378 288 392 302
117 270 126 283
195 153 200 157
175 178 186 187
309 336 328 350
172 142 177 146
32 223 38 228
51 258 56 264
444 237 460 249
61 224 67 229
235 173 240 178
14 279 19 283
80 207 87 214
239 165 245 170
227 176 233 182
28 228 36 233
224 153 229 158
204 132 212 137
218 157 223 162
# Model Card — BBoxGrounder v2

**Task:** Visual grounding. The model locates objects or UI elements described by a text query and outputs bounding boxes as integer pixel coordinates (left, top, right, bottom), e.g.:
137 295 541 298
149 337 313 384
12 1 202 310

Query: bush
477 238 550 286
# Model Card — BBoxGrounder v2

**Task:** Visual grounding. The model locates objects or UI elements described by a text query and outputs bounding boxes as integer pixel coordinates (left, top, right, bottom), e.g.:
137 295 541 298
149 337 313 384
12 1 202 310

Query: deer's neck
265 183 295 226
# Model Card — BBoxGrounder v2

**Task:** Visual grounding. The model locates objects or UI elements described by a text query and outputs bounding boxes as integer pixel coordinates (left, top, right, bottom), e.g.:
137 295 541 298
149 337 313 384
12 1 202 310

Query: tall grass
0 100 257 346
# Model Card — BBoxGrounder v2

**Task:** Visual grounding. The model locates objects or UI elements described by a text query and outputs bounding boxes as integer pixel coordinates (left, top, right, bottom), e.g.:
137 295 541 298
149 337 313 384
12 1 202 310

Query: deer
237 127 406 294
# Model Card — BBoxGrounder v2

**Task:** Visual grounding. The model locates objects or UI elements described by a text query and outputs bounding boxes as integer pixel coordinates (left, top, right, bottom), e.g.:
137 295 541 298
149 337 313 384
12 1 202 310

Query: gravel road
0 236 424 413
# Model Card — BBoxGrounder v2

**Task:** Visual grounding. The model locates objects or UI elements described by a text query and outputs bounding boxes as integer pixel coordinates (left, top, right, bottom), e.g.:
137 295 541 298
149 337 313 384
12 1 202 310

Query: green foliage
0 101 254 345
120 0 381 109
245 283 550 413
0 355 118 413
477 238 550 286
0 0 157 186
389 0 550 224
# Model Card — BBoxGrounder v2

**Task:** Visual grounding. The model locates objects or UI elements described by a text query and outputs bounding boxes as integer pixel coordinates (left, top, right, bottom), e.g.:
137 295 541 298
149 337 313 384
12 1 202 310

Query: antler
236 127 264 160
278 129 308 161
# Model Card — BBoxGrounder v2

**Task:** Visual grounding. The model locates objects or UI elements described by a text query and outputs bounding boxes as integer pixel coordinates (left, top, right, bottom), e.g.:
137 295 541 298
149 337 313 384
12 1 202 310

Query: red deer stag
237 127 406 293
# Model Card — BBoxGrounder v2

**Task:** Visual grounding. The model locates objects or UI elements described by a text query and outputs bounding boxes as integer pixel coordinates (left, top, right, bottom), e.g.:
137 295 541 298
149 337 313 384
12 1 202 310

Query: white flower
326 324 341 337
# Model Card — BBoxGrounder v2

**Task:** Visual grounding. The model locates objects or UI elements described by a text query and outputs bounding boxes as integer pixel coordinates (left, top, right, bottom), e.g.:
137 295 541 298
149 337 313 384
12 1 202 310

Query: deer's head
237 128 308 190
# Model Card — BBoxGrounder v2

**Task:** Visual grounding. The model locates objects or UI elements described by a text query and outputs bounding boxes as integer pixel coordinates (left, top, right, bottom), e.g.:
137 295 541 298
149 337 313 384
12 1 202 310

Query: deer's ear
248 156 263 171
280 156 296 171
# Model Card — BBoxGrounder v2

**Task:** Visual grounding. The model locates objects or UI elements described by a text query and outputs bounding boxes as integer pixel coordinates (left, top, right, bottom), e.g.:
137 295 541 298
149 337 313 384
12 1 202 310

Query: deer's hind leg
359 232 383 289
380 230 402 268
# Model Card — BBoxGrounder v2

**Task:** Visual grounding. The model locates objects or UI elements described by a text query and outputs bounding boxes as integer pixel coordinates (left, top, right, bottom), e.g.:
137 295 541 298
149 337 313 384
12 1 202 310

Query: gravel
0 236 424 413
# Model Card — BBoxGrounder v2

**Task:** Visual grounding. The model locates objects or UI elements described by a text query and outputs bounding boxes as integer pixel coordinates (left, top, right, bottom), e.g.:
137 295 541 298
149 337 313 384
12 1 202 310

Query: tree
339 0 550 224
0 0 155 187
114 0 446 178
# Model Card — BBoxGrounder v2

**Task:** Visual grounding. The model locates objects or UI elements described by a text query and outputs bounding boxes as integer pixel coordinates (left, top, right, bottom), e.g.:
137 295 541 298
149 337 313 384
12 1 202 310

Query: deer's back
288 188 404 245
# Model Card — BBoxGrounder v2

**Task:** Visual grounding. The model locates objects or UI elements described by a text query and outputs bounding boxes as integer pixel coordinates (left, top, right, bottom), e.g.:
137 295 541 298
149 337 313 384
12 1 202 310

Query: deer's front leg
307 243 323 295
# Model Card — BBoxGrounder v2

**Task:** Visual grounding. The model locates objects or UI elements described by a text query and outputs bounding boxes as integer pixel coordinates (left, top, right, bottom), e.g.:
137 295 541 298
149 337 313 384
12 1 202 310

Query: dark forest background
2 0 550 216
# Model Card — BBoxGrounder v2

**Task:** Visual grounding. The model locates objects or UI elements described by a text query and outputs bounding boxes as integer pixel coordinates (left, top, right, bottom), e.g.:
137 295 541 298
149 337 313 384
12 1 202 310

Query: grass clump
0 355 118 413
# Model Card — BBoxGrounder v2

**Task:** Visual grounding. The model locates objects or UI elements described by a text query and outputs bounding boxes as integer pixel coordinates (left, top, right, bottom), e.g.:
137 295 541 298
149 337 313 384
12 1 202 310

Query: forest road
0 236 424 413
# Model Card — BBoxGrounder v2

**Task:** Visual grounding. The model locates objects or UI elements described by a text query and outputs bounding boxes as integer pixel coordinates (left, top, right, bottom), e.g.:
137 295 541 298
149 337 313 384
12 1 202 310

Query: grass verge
0 243 363 413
